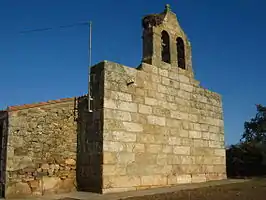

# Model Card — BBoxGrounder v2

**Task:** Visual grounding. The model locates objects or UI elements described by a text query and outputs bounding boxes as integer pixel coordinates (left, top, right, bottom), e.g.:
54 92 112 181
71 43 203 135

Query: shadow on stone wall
0 111 8 198
76 96 103 193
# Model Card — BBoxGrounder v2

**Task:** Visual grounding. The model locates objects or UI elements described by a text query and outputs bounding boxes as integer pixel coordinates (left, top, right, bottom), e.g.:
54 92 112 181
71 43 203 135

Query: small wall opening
161 31 170 63
177 37 185 69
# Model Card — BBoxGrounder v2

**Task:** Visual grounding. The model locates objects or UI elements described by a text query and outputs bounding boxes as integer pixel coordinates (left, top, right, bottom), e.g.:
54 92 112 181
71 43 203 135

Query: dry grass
123 179 266 200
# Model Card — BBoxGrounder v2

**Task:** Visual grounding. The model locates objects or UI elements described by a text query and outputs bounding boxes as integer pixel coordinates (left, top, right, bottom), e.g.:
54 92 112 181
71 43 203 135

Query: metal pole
89 21 92 67
88 21 93 112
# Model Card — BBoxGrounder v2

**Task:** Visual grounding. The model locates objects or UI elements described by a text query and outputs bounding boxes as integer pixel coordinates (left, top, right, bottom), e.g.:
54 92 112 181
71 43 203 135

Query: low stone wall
5 98 78 198
101 61 226 193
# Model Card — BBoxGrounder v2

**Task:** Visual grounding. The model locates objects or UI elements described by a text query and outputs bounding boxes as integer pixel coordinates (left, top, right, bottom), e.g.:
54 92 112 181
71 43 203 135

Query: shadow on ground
123 179 266 200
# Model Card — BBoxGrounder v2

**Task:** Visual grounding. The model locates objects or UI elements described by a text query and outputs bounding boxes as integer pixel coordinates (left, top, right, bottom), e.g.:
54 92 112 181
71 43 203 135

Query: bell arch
161 31 170 64
177 37 185 69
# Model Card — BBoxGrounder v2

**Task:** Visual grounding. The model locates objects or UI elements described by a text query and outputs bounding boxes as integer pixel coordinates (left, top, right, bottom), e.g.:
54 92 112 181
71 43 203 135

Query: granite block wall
101 61 226 193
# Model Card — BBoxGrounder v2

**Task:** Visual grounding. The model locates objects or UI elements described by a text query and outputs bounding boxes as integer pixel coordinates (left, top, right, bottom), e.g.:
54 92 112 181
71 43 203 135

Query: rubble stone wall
4 62 105 198
101 61 226 193
6 98 78 198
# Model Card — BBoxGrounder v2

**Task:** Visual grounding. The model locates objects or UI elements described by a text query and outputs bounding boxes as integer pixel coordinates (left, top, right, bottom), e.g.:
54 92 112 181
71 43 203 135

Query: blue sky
0 0 265 145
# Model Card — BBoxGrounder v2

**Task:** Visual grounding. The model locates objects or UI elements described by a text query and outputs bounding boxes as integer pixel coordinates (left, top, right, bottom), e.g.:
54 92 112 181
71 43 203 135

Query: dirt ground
123 179 266 200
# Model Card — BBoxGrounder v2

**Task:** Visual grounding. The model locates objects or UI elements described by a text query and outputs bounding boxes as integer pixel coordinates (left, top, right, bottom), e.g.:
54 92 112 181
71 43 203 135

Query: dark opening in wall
177 37 185 69
161 31 170 64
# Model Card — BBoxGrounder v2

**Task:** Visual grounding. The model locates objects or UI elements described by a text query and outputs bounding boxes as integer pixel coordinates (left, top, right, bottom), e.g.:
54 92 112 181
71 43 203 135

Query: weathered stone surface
29 180 40 189
138 104 153 114
116 152 135 164
173 146 190 155
58 178 76 192
112 131 137 142
168 137 181 145
43 177 60 192
147 116 166 126
141 175 167 186
104 141 124 152
104 98 138 112
109 91 133 102
214 148 226 157
5 99 80 198
168 174 192 184
145 144 162 153
144 97 158 106
103 165 127 176
189 131 202 139
123 122 143 132
6 182 32 198
104 109 132 121
104 176 141 188
103 152 117 164
191 174 207 183
100 50 225 192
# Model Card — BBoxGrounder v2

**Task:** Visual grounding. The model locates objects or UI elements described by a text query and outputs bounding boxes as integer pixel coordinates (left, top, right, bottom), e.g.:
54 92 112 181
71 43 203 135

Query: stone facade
0 4 226 199
96 4 226 192
5 98 78 198
98 60 226 193
2 96 101 198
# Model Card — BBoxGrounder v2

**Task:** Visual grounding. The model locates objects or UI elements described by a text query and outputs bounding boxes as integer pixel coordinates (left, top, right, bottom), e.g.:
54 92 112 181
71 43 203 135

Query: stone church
0 4 226 199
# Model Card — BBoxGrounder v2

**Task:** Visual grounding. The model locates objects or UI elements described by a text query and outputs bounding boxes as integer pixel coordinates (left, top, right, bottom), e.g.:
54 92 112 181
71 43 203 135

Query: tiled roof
7 97 76 111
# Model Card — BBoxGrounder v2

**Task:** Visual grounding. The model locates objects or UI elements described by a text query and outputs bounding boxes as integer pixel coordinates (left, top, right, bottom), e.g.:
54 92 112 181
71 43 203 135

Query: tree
226 104 266 177
241 104 266 144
